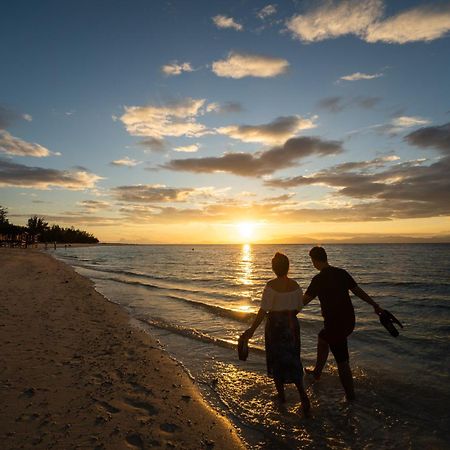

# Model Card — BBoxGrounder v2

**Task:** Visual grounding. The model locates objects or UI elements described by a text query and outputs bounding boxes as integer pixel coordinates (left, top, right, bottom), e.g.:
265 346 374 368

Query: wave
71 263 245 299
135 315 266 356
167 294 255 322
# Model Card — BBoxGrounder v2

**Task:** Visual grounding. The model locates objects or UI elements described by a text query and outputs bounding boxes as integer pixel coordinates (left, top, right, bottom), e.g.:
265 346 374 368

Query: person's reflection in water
243 252 310 413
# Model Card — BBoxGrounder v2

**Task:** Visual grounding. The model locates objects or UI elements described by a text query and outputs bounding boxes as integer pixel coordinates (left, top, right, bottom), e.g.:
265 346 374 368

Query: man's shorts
318 328 350 363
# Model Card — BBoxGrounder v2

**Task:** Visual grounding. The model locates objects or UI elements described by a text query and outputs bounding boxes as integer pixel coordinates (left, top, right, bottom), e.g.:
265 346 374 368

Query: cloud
161 61 194 76
78 200 111 210
357 97 381 109
212 15 243 31
206 101 243 114
257 5 277 19
137 137 167 152
113 184 193 203
391 116 430 128
217 115 318 144
318 96 380 113
212 52 289 79
109 127 450 224
112 184 225 203
0 106 19 129
365 4 450 43
173 144 199 153
10 212 118 227
0 130 57 158
340 72 383 81
0 158 102 190
318 96 344 113
405 122 450 155
162 136 343 177
286 0 383 42
286 0 450 44
108 145 450 223
0 105 33 128
266 150 450 220
110 156 142 167
378 116 430 135
119 98 208 139
265 155 400 188
264 193 296 203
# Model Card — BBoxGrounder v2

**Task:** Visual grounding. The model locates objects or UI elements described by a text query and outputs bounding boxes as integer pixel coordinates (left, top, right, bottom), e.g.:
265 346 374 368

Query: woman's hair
309 246 327 262
272 252 289 277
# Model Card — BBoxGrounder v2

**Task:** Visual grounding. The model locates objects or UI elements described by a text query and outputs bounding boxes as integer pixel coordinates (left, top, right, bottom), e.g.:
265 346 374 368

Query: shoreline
0 248 245 449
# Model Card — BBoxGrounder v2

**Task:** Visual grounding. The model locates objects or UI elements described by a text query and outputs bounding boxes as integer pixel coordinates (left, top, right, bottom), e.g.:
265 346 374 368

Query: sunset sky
1 0 450 243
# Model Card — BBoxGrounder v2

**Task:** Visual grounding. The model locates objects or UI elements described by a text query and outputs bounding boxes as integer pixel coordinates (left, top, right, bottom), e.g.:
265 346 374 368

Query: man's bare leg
306 335 329 380
337 361 355 401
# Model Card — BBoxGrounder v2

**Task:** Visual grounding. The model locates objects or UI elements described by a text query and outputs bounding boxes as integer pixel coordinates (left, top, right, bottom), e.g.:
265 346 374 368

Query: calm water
55 244 450 449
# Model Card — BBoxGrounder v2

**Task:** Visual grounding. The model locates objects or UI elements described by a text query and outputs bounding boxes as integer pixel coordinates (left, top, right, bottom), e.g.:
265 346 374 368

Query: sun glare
237 222 255 241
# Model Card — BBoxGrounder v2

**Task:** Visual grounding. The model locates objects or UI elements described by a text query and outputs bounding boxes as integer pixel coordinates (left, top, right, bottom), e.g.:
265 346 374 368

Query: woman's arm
244 308 266 338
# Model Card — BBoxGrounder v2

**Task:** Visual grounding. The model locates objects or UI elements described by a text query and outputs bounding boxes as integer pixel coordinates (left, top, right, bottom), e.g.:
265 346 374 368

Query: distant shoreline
97 241 450 246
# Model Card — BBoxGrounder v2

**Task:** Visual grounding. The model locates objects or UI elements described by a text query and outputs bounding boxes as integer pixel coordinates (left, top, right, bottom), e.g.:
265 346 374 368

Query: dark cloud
162 136 343 177
356 96 380 109
137 137 167 152
211 101 244 114
266 146 450 220
318 96 381 113
318 96 344 112
264 193 296 203
217 115 317 144
78 200 110 210
113 184 194 203
10 213 117 227
0 159 101 190
0 105 19 129
405 122 450 154
0 130 52 157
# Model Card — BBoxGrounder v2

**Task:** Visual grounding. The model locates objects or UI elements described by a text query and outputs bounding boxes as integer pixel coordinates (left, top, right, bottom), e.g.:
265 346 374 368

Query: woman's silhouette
242 252 310 413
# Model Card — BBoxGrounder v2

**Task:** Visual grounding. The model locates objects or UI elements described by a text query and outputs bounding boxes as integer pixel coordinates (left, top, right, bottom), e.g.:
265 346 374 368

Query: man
302 246 383 401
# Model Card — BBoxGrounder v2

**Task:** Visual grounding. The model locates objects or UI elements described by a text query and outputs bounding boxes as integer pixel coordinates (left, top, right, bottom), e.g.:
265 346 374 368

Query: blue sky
1 0 450 243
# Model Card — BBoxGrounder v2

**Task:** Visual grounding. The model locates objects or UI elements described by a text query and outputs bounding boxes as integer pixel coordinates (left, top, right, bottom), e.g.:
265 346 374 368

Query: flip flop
379 309 404 337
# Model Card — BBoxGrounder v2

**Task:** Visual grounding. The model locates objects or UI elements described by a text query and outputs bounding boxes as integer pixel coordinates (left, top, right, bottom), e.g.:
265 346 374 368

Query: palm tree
0 205 8 225
27 215 49 242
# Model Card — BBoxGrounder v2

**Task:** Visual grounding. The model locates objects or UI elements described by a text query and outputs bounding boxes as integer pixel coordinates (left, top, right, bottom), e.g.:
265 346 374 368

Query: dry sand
0 248 245 450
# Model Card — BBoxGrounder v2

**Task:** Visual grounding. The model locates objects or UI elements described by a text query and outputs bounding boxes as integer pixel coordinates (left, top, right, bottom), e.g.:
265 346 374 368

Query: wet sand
0 248 245 449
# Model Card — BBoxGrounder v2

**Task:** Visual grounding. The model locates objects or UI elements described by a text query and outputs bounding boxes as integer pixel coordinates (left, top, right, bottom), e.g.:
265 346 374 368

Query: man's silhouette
302 246 383 401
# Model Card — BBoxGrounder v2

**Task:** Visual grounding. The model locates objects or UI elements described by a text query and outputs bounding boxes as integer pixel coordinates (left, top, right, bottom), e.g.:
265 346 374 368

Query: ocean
55 244 450 449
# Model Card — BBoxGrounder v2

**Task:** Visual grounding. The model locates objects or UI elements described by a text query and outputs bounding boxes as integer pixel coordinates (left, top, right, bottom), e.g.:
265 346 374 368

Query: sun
237 222 255 241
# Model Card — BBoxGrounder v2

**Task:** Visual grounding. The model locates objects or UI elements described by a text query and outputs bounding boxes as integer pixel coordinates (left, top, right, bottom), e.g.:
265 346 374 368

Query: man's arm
350 285 383 315
302 293 315 306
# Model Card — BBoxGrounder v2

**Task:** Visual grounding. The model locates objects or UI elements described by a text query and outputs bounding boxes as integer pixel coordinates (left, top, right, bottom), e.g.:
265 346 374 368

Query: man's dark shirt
305 266 357 336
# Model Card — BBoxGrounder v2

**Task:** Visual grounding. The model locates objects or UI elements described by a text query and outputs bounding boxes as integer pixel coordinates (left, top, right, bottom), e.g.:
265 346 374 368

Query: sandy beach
0 248 245 450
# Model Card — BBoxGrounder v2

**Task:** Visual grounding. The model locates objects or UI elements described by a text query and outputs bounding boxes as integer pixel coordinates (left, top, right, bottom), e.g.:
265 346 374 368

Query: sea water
55 244 450 449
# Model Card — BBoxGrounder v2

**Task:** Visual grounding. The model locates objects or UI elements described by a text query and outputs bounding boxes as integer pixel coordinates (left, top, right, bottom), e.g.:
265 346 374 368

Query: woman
243 252 310 412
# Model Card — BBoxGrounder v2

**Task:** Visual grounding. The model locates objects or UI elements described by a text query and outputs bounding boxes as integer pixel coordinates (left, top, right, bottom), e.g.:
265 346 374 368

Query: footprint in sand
128 381 154 397
123 398 158 416
95 399 120 414
160 423 180 433
125 432 144 449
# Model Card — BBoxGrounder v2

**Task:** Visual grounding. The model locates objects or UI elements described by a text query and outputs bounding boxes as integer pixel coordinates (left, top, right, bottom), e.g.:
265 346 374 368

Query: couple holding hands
241 246 384 414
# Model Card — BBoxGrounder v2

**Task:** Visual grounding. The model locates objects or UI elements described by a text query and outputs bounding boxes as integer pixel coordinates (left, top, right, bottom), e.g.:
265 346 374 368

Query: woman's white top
260 284 303 312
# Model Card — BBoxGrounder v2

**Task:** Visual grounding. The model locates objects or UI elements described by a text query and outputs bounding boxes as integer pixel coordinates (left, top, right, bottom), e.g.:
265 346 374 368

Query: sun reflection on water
239 243 253 286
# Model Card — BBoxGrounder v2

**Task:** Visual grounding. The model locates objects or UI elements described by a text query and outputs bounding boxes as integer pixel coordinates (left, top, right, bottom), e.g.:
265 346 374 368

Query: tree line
0 205 99 244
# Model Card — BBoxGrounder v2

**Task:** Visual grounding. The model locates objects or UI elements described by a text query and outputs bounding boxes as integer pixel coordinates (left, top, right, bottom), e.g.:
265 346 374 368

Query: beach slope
0 249 244 449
